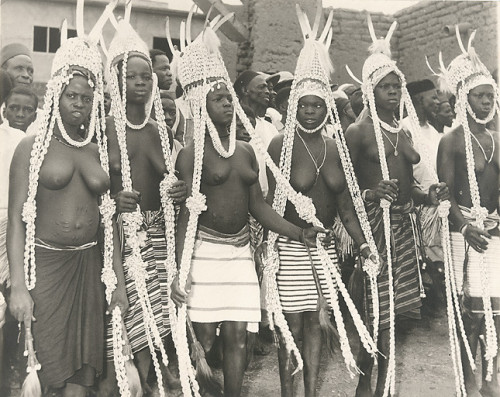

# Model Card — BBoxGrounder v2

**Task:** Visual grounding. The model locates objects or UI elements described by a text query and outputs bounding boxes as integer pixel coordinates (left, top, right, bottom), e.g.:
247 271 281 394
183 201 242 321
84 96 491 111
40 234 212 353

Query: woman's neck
213 124 229 138
467 113 487 135
55 121 83 141
374 107 396 125
126 101 147 124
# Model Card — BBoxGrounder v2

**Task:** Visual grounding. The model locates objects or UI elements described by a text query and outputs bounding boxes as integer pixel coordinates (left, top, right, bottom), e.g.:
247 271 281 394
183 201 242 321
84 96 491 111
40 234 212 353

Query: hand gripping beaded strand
430 28 499 387
259 3 380 375
400 75 477 394
109 52 181 395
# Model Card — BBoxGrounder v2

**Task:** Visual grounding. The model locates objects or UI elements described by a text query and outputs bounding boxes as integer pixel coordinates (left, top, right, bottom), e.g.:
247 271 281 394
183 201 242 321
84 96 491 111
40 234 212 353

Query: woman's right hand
170 273 192 307
114 190 141 213
9 286 35 323
371 179 399 203
464 224 490 253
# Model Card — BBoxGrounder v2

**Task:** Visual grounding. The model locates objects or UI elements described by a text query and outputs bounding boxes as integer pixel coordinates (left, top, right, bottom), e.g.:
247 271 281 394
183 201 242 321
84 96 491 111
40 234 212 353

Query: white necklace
54 110 93 148
296 128 327 183
205 110 237 158
125 95 153 130
369 114 401 134
121 51 155 131
470 129 495 163
466 101 497 125
297 115 328 134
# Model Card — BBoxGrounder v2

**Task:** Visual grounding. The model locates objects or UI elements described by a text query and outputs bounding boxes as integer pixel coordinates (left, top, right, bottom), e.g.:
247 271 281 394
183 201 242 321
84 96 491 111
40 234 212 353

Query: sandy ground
6 309 498 396
238 312 457 397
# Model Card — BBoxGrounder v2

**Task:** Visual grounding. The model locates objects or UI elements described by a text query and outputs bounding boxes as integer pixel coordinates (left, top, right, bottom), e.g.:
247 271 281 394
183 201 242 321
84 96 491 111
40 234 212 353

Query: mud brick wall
235 0 497 85
396 1 497 82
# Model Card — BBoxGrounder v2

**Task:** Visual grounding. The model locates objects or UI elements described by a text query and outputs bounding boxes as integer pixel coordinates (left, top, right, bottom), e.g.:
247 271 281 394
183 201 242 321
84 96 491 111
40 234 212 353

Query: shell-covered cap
435 28 495 95
51 0 116 78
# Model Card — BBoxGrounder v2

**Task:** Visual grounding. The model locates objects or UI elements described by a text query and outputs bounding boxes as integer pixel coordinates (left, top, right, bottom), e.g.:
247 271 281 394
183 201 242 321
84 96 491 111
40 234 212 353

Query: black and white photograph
0 0 498 396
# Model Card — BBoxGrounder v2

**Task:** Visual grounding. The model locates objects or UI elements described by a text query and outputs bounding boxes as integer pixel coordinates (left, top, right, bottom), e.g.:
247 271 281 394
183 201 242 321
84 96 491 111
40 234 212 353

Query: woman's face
123 56 153 104
468 84 495 120
206 83 234 127
59 74 94 127
296 95 327 130
374 72 401 111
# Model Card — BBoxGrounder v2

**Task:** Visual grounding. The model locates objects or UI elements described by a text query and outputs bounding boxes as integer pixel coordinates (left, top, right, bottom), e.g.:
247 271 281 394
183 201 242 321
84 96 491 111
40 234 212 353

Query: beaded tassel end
21 321 42 397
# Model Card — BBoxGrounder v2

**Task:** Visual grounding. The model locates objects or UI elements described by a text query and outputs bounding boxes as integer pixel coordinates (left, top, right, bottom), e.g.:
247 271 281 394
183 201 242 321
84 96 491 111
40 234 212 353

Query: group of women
4 1 499 397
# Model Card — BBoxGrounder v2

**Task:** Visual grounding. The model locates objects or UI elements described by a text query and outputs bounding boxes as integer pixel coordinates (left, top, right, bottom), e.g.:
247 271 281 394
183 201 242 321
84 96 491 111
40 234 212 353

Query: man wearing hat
403 79 444 313
265 71 293 133
1 43 34 88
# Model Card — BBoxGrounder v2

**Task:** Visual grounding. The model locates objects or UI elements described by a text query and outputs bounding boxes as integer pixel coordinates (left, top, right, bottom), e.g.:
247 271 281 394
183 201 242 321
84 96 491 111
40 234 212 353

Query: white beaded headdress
105 2 177 396
428 27 498 387
262 0 378 377
22 0 117 292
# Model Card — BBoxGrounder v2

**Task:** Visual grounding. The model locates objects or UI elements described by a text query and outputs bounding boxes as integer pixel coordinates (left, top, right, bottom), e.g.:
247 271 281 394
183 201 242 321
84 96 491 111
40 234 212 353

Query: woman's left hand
168 180 188 203
427 182 449 205
301 226 328 248
360 245 378 263
108 285 129 316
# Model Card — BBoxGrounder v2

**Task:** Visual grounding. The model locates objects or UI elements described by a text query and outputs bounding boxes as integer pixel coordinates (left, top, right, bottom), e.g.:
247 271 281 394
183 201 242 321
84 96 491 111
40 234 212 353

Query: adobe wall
235 0 497 84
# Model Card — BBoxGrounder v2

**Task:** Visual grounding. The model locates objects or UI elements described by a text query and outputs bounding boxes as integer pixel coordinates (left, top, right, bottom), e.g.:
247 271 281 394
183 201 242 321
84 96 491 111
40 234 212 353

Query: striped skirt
187 224 261 324
450 231 500 314
106 210 170 359
276 236 338 313
365 201 421 330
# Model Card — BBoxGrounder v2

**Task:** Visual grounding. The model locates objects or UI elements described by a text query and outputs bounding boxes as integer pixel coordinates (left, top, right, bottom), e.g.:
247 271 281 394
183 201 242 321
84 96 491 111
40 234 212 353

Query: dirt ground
239 311 457 397
6 309 498 396
194 309 497 397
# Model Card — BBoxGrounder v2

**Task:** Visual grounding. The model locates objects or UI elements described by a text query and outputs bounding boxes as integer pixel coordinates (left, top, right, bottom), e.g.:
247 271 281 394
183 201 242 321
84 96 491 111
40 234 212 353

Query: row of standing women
5 1 499 397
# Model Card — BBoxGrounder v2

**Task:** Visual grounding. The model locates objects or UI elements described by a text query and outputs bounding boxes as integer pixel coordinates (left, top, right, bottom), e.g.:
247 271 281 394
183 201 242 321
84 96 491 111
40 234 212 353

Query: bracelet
361 189 369 202
459 223 469 236
359 242 369 252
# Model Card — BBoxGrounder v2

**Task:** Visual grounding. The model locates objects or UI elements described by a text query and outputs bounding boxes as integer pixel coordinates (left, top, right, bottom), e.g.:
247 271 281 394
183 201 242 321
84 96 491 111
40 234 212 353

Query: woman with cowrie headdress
167 6 326 396
265 3 380 395
98 2 187 395
436 28 500 397
345 15 449 397
7 1 128 395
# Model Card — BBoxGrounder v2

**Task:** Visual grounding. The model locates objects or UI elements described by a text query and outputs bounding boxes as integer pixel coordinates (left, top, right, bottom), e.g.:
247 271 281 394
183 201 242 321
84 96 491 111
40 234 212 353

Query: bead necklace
466 101 497 125
54 111 94 147
296 128 326 182
380 127 399 156
369 114 400 134
53 134 76 148
470 128 495 163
